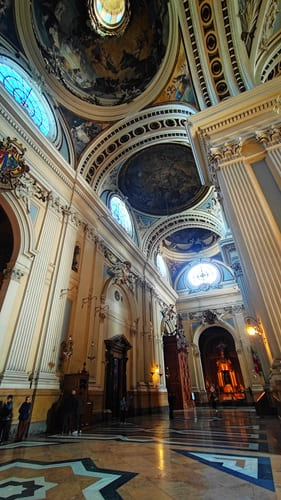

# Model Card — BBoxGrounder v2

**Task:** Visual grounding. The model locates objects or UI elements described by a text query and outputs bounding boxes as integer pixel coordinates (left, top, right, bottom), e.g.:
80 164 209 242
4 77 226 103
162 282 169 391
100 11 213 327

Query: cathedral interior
0 0 281 498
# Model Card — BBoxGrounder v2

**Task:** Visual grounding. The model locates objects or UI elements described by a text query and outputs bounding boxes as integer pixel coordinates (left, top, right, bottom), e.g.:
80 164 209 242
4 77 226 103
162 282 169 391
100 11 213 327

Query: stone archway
199 326 246 402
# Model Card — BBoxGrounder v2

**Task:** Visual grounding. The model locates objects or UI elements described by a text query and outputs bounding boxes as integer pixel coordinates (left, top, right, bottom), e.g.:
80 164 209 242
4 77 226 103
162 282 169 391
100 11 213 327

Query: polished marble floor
0 406 281 499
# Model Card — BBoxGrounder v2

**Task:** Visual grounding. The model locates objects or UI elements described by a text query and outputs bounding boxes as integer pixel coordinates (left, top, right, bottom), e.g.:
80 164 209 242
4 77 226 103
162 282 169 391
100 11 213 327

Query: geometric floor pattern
0 407 280 499
0 458 137 499
174 450 275 492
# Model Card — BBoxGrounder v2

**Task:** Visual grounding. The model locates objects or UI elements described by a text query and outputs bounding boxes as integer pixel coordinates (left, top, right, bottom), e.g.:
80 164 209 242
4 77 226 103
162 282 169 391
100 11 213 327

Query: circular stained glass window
0 57 56 139
187 262 220 288
88 0 130 37
109 195 133 236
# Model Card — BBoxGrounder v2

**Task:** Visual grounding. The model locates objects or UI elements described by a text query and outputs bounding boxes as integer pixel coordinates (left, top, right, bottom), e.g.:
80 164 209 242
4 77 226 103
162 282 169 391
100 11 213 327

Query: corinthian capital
209 139 242 164
256 126 281 146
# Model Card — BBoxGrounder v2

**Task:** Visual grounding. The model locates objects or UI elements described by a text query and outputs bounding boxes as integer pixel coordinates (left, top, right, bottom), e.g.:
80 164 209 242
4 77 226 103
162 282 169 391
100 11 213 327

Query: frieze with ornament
14 175 48 213
107 260 136 293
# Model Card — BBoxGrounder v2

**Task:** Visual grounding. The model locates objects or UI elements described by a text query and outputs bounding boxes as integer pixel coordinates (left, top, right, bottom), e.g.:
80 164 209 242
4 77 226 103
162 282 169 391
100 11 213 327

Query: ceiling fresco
31 0 169 106
118 144 207 216
163 227 220 254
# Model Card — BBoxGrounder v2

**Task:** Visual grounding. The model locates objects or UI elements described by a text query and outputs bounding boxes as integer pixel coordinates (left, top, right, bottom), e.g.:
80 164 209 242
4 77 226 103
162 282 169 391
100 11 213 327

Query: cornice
187 79 281 183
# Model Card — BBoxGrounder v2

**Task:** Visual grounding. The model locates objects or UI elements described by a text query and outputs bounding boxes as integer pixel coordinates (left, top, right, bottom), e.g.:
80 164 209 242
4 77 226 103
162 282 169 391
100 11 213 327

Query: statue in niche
72 244 80 272
216 342 237 395
202 309 217 324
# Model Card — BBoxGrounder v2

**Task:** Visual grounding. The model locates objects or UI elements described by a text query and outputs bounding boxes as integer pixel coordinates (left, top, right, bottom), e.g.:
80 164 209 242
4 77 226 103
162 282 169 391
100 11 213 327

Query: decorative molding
256 125 281 146
259 0 279 51
78 103 196 189
239 0 260 54
14 174 48 212
3 266 24 282
209 139 243 164
231 261 243 278
142 210 225 258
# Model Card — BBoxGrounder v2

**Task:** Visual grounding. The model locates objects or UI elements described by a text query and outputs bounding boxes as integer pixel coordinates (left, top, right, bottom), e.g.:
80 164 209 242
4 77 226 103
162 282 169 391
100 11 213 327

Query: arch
100 275 139 328
193 319 239 349
142 209 224 259
0 194 35 308
1 192 35 258
195 323 246 401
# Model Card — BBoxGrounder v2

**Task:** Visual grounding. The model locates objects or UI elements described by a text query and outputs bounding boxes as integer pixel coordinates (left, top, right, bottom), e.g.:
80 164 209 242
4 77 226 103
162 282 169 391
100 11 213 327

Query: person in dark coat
16 396 31 441
168 393 175 419
0 395 13 443
62 389 78 435
120 396 127 423
76 392 84 434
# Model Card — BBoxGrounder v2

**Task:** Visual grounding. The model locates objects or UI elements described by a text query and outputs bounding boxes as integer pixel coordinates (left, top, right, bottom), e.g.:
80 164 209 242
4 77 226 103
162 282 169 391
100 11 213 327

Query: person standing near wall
120 396 127 424
16 396 31 441
0 395 13 443
62 389 78 435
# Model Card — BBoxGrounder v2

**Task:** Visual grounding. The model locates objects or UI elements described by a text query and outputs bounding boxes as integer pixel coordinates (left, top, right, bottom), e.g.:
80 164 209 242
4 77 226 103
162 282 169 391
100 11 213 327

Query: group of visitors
0 395 32 444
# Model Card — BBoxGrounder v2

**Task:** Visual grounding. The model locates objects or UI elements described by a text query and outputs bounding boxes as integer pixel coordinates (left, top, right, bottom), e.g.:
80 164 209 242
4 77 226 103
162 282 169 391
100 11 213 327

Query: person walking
16 396 31 441
0 395 13 443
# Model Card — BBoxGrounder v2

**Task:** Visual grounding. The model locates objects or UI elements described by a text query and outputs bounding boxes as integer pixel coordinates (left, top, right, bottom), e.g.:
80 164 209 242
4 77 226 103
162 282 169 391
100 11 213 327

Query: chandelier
87 0 131 37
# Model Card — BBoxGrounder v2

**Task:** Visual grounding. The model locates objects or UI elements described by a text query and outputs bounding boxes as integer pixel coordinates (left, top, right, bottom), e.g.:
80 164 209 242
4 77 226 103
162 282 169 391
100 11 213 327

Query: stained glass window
187 262 220 287
0 59 56 138
109 195 133 236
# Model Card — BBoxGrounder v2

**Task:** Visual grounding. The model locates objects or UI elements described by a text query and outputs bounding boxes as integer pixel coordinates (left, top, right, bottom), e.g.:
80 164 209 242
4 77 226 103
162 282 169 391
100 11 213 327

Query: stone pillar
34 206 79 387
210 140 281 384
1 194 66 388
256 126 281 189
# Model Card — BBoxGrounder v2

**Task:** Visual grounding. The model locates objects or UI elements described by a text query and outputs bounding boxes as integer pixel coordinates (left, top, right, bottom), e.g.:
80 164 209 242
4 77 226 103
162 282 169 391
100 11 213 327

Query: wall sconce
245 317 262 336
62 336 73 359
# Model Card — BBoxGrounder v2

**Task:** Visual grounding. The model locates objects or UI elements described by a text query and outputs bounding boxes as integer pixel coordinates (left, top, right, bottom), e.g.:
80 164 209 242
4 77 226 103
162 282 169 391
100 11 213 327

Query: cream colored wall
0 98 176 421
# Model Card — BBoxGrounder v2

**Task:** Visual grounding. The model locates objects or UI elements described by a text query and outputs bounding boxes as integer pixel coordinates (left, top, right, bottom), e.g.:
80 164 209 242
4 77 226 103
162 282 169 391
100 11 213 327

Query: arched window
156 253 168 279
0 57 57 140
109 195 133 236
186 261 221 290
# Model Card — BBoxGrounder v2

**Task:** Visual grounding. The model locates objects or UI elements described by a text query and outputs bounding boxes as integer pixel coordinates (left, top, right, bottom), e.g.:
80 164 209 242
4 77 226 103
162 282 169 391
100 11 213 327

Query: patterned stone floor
0 406 280 499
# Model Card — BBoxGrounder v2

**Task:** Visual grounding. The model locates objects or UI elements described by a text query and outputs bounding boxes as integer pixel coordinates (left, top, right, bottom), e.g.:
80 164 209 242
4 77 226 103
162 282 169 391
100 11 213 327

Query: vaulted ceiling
2 0 281 285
